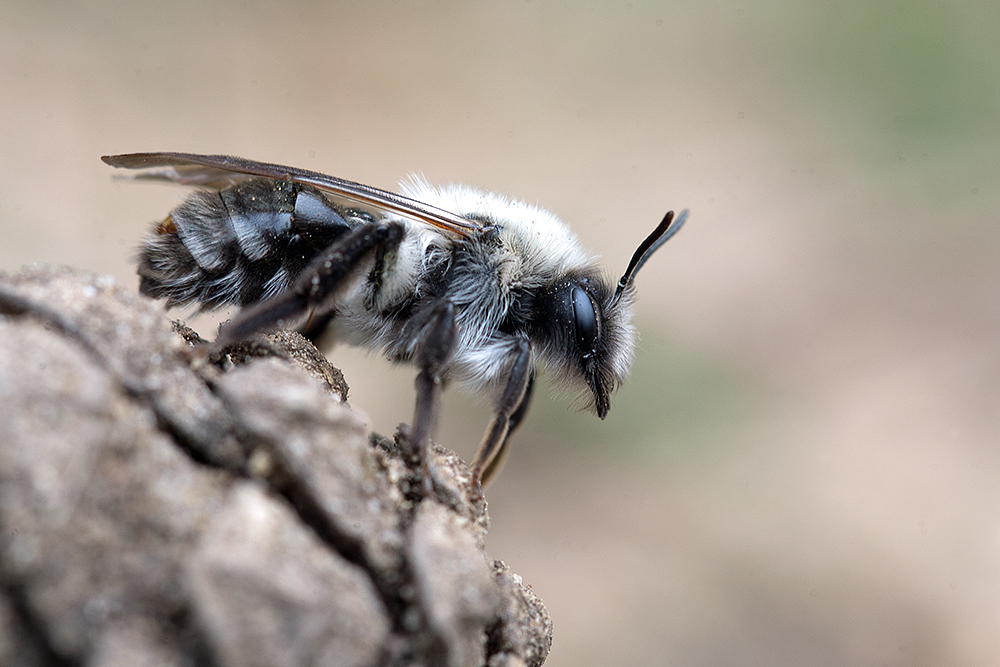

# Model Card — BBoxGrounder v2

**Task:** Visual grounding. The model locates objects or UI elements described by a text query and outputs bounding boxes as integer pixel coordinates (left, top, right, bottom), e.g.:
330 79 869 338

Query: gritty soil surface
0 266 551 667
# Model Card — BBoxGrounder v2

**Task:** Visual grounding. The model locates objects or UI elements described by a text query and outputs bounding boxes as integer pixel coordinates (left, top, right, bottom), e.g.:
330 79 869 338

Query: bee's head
536 210 687 418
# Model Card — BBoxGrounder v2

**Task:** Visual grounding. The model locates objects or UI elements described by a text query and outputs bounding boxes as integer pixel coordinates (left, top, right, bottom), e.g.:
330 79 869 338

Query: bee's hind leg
411 300 458 497
214 222 404 347
471 340 535 490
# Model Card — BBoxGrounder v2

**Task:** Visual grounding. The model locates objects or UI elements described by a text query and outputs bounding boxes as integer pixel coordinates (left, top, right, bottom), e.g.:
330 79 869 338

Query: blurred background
2 1 998 664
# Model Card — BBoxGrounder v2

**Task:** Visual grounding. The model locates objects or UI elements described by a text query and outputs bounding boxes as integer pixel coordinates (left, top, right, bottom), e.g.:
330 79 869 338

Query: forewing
102 152 480 237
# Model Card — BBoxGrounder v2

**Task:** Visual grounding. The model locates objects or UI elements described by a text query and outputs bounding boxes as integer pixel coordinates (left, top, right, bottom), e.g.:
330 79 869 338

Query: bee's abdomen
138 179 354 309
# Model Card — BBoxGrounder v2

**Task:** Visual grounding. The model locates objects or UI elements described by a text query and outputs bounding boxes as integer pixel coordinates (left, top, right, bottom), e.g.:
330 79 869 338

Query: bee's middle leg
215 222 404 347
412 300 457 496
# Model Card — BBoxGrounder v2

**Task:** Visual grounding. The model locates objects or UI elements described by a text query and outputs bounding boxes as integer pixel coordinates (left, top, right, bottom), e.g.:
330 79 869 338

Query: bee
103 152 687 492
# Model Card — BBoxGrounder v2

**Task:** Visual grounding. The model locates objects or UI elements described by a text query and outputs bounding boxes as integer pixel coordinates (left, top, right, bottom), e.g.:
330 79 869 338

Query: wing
102 152 481 238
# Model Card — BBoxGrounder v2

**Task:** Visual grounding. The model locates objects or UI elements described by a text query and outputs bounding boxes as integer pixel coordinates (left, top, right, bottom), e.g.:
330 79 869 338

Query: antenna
611 209 688 305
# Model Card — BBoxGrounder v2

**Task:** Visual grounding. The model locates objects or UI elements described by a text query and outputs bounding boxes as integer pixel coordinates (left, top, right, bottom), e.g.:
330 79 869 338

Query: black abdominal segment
215 221 405 347
138 179 355 309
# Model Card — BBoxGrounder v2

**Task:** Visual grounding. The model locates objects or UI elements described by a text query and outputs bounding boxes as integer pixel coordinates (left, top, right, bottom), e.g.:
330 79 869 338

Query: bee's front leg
214 222 404 347
471 339 535 489
411 301 457 496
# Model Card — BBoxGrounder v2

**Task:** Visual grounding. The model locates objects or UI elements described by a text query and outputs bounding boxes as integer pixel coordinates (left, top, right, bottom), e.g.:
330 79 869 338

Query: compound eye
571 286 598 355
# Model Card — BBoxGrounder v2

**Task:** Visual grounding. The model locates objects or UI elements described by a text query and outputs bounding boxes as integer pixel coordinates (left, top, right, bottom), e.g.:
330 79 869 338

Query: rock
0 266 551 667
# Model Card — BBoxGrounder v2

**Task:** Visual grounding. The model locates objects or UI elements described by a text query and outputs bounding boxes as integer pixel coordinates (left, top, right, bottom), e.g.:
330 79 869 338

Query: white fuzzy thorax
323 178 636 408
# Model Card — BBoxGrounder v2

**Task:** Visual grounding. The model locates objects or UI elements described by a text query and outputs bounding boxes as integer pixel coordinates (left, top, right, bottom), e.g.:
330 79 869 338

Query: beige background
2 1 998 665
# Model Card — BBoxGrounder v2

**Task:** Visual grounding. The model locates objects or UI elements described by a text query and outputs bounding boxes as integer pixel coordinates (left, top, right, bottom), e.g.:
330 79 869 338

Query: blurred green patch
802 1 1000 154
